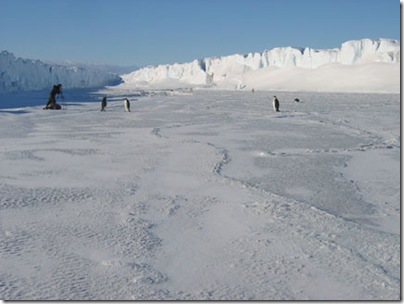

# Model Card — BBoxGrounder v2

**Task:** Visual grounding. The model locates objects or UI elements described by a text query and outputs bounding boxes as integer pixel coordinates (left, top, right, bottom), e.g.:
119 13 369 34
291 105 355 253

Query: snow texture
0 88 400 300
121 38 400 93
0 51 122 93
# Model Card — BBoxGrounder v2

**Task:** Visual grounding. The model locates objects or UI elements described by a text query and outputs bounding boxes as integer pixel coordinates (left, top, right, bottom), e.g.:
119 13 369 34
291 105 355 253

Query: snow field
0 89 400 300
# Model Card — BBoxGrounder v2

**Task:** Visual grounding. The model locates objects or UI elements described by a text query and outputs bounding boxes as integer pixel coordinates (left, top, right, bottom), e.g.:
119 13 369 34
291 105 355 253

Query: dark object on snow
43 104 61 110
273 95 280 112
294 98 300 102
101 97 107 111
124 98 130 112
44 84 63 109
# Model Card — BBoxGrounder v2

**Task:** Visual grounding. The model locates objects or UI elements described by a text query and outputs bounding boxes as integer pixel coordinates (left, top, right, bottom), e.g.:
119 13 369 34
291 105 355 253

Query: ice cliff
122 38 400 92
1 38 399 94
0 51 121 93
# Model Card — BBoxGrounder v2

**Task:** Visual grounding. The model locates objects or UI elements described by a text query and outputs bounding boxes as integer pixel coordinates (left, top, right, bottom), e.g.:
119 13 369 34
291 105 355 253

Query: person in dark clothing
101 97 107 111
44 84 63 109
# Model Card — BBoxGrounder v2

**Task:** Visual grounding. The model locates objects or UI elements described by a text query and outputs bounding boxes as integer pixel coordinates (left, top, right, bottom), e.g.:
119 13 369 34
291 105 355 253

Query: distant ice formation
0 51 121 93
0 38 400 93
121 38 400 93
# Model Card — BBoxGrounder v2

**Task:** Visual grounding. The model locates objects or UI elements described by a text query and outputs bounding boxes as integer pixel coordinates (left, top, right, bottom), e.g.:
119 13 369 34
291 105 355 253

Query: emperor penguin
273 96 280 112
101 97 107 111
124 98 131 112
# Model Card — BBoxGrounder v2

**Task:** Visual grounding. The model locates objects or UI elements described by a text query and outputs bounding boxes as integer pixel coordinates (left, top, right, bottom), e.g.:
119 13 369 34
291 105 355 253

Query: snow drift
121 38 400 93
0 51 122 93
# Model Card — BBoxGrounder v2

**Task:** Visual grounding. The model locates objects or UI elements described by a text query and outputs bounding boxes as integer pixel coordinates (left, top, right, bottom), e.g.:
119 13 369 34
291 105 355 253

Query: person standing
44 84 63 109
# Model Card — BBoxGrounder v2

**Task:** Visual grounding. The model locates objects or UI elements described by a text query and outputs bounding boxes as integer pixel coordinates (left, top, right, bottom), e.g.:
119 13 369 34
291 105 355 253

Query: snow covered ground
0 88 400 300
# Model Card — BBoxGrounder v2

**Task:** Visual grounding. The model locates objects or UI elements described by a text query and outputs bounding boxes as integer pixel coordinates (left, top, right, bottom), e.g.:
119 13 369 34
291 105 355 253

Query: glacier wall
122 38 400 89
0 51 122 93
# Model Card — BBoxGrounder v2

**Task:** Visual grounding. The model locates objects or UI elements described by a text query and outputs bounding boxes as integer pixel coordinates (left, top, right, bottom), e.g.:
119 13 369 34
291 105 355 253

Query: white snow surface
0 51 121 93
121 38 400 93
0 88 400 300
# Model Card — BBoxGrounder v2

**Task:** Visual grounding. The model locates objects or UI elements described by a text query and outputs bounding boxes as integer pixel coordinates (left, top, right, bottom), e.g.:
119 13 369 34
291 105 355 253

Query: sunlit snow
0 38 400 300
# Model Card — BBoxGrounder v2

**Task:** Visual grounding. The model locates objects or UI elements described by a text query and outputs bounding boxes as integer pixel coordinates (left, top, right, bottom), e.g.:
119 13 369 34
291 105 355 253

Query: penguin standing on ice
273 95 280 112
101 97 107 111
124 98 131 112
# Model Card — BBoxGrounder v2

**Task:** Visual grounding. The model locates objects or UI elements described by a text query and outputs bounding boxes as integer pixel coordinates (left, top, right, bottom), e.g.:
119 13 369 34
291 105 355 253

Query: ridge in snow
0 51 122 93
121 38 400 93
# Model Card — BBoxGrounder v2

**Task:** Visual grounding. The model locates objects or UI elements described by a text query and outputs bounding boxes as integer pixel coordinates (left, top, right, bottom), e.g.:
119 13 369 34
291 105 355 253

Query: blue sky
0 0 400 67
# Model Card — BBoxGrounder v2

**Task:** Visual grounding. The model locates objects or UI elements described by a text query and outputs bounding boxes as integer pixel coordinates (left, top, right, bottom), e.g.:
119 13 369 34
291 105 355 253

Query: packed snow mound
121 38 400 93
0 51 122 93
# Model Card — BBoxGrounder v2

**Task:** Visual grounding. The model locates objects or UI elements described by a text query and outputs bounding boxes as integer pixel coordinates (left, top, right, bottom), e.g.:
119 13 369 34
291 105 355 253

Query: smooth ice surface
0 89 400 300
